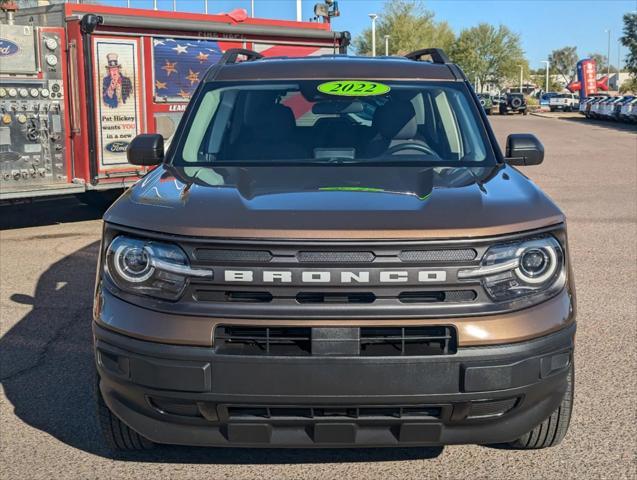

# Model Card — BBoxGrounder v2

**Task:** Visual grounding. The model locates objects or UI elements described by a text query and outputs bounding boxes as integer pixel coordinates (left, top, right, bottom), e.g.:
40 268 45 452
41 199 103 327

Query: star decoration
186 69 200 86
196 51 209 63
162 60 177 76
155 80 167 90
172 44 188 54
153 39 165 46
178 89 191 99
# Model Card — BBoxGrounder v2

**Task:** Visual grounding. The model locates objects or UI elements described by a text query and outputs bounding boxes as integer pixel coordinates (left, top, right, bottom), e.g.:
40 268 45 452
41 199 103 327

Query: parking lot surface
1 115 635 479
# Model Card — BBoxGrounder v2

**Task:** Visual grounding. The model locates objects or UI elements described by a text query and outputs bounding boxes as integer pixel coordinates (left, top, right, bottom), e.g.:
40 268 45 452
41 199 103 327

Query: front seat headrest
373 100 418 140
254 104 296 140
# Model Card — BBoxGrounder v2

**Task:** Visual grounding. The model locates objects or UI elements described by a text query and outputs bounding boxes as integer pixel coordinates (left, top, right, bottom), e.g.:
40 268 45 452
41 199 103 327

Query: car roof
211 55 459 82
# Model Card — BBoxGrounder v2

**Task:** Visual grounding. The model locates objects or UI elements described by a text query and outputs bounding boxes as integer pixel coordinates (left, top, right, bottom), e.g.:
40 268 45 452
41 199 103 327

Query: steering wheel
385 142 439 158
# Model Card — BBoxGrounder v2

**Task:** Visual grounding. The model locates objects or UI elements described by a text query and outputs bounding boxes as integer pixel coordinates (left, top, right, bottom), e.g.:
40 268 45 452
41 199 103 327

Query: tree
529 68 562 93
548 46 578 85
353 0 455 56
449 24 527 91
587 53 618 74
619 77 637 94
620 12 637 77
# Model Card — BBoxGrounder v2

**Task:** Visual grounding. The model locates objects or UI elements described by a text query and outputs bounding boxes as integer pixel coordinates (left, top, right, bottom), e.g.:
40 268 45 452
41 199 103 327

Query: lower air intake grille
215 326 457 356
215 326 312 356
359 326 457 356
226 405 442 420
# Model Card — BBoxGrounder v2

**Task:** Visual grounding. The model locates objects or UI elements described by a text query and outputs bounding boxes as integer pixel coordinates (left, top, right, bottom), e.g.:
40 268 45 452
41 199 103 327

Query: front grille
177 237 500 319
398 290 476 303
226 405 442 420
195 289 477 305
398 249 477 262
194 248 273 263
296 251 376 263
214 326 457 356
296 292 376 304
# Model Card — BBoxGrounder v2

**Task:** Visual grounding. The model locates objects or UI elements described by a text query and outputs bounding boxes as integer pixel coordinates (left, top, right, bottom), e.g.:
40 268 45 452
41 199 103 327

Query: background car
476 93 497 115
589 97 609 119
499 92 528 115
549 93 579 112
620 97 637 123
579 97 592 115
613 96 634 121
600 97 623 120
540 92 559 107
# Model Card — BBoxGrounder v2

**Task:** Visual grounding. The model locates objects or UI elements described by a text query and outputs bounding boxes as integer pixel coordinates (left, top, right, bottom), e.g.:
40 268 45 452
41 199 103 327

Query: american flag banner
153 37 223 101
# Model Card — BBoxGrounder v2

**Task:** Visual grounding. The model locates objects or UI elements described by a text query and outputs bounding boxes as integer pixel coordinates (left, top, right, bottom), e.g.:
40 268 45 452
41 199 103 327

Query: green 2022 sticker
317 80 391 96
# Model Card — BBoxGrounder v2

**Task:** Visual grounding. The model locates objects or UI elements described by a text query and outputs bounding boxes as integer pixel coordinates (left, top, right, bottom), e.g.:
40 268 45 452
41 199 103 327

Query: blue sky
106 0 634 69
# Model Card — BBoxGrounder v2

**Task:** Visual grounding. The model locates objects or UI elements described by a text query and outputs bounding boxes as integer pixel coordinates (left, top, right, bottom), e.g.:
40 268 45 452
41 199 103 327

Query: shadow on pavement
0 242 443 463
561 116 637 133
0 192 120 231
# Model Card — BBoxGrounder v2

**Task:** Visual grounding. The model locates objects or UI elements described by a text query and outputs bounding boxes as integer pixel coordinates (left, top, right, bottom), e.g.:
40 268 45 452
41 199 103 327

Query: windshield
171 80 495 167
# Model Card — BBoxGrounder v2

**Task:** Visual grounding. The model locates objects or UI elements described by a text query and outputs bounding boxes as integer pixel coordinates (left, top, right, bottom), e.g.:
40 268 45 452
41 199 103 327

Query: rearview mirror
127 134 164 166
505 134 544 166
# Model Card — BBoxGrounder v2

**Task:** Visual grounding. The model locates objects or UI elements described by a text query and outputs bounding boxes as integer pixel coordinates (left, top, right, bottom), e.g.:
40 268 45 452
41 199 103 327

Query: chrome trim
457 259 519 279
151 258 213 278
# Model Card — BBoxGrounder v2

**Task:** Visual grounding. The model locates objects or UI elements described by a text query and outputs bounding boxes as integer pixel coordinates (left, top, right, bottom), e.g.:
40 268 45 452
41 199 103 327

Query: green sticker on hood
317 80 391 96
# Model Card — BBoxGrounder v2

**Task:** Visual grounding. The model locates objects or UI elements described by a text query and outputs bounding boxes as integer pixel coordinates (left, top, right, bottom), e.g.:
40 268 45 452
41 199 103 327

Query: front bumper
94 322 575 447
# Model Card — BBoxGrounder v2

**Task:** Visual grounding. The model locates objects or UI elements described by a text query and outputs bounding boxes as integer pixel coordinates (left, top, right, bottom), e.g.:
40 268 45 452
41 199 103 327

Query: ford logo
0 39 20 57
105 141 129 153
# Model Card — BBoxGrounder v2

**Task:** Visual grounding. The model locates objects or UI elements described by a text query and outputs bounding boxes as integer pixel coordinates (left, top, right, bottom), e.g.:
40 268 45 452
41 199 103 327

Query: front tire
507 363 573 449
96 379 154 451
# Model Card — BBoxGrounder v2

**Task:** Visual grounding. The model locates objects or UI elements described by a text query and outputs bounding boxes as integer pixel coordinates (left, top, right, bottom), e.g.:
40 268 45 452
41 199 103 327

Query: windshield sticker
317 80 391 97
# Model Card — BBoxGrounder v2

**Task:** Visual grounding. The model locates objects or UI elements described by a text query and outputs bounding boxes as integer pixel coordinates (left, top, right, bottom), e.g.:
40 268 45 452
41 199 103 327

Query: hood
104 165 564 240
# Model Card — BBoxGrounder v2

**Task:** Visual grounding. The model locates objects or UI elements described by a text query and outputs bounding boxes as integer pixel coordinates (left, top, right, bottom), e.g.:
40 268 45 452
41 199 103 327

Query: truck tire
511 97 523 109
507 363 573 449
96 379 154 451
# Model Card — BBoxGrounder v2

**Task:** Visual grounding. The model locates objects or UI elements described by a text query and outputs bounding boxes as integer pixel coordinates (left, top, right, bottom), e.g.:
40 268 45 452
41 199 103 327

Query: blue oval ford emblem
0 39 20 57
105 141 130 153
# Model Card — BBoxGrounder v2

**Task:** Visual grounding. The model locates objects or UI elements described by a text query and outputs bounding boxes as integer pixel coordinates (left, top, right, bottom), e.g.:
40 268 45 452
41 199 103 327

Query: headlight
105 236 212 300
458 236 565 303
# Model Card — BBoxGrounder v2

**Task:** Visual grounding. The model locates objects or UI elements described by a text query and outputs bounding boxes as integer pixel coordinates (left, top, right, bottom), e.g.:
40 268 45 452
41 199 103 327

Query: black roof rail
204 48 264 82
218 48 264 66
404 48 450 64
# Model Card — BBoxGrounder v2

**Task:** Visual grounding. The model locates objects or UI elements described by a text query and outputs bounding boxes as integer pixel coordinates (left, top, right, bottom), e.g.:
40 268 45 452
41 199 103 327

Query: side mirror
505 133 544 166
127 134 164 166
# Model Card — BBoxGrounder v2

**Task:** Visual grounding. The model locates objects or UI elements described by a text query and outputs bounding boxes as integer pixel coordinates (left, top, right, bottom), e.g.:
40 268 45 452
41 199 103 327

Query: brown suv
93 48 576 451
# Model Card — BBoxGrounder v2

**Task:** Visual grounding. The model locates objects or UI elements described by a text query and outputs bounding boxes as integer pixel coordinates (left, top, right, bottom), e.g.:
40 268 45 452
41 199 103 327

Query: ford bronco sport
94 48 576 451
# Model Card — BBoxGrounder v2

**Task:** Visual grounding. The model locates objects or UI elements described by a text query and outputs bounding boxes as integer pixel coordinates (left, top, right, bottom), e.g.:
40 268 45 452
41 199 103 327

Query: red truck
0 2 349 202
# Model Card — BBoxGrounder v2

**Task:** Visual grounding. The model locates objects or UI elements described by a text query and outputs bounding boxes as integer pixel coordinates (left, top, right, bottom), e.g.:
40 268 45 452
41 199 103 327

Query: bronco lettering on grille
223 270 447 284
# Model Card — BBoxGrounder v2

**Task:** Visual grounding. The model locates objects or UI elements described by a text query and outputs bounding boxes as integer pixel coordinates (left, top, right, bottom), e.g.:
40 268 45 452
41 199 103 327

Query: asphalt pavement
1 115 635 479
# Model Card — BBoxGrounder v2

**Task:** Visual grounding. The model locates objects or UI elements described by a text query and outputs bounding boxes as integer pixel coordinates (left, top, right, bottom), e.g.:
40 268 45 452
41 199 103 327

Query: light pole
519 65 523 93
296 0 302 22
384 35 390 56
541 60 550 93
251 0 255 17
368 14 378 57
605 29 611 79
